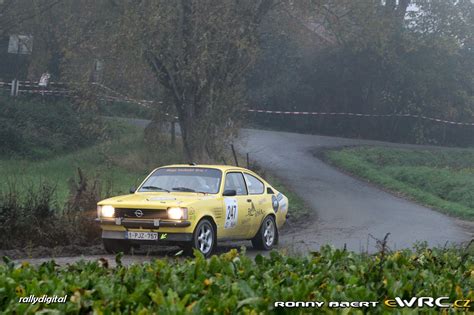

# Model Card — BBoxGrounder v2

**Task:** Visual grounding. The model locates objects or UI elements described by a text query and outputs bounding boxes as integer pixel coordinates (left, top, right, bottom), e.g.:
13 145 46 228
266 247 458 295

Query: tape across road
247 109 474 126
1 80 473 126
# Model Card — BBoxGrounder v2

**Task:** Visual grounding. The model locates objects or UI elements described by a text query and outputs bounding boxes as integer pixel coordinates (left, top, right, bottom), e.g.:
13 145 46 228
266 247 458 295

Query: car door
221 171 251 239
242 173 269 238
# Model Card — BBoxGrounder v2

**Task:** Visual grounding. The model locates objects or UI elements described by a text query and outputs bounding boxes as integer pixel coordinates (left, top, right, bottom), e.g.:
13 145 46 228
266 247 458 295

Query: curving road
237 129 472 253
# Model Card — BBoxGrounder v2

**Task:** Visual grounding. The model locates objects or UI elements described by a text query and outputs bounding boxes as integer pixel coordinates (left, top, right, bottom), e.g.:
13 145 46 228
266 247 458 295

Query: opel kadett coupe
96 164 289 257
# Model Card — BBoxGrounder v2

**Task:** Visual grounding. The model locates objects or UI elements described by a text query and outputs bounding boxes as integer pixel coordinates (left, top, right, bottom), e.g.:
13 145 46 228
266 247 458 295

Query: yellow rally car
96 164 289 257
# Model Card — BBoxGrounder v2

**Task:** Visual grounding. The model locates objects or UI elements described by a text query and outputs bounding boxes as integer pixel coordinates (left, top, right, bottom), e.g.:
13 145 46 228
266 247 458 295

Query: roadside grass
324 147 474 220
0 121 183 205
98 100 153 119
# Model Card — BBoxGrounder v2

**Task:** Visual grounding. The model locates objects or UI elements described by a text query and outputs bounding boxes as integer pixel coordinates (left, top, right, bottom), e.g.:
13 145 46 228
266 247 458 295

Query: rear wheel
252 215 277 250
103 239 131 254
185 219 215 258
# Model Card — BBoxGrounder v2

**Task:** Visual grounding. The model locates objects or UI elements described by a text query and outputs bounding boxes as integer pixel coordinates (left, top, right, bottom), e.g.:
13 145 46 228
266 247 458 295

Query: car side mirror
223 189 237 196
130 186 136 194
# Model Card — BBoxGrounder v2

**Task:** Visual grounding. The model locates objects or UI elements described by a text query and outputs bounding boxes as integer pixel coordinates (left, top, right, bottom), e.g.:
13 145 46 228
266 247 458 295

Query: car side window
224 172 248 195
243 173 264 195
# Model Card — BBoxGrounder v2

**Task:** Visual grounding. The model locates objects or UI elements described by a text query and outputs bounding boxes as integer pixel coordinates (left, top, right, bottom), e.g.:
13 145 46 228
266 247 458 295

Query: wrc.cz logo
384 297 472 309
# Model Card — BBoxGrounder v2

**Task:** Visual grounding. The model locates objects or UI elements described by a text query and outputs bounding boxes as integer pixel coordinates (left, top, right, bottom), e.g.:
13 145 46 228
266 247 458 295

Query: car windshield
138 167 222 194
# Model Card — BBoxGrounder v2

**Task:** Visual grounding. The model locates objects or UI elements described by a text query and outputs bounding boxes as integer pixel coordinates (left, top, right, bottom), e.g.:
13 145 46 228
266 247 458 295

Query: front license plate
126 231 158 240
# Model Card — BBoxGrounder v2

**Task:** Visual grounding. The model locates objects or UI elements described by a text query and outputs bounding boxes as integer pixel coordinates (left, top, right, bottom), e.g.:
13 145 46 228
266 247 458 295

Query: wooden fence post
10 79 18 96
231 144 239 166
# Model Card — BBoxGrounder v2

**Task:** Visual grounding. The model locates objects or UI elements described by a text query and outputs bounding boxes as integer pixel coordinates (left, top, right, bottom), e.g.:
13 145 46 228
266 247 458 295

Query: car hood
98 192 218 208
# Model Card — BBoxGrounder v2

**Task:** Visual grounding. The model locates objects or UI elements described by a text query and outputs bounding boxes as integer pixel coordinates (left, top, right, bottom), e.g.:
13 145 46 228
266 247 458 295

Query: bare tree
102 0 275 162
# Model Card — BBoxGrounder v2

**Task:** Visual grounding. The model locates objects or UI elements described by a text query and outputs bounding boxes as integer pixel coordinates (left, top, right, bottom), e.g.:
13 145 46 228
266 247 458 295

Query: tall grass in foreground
0 178 99 249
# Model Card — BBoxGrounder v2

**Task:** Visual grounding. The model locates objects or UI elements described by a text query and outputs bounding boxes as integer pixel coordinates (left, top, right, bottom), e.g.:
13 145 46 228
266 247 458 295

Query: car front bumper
95 218 191 229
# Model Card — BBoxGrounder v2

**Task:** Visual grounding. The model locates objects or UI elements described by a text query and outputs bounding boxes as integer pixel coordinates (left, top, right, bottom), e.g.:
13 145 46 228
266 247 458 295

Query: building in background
0 34 32 81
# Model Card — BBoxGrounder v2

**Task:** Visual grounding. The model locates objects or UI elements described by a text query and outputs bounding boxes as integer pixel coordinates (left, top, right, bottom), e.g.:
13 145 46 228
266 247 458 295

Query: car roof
161 164 254 172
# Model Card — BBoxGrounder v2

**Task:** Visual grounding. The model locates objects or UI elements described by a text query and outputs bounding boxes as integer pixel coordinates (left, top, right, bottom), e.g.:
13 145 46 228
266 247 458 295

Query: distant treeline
248 0 474 146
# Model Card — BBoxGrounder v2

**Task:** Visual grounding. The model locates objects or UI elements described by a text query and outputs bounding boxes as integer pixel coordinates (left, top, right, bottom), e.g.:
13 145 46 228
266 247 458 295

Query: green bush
0 246 472 314
0 96 102 159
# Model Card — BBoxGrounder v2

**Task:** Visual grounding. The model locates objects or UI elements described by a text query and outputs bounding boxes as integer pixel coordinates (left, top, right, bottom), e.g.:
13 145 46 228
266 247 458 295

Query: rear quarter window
244 173 264 194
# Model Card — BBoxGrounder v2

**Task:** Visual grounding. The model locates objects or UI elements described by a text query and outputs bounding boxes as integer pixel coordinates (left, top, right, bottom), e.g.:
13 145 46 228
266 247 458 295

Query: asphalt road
237 129 472 253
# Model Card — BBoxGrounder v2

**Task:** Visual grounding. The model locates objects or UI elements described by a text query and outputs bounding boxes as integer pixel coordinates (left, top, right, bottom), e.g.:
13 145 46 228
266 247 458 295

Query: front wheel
103 239 131 254
185 219 216 258
252 215 277 250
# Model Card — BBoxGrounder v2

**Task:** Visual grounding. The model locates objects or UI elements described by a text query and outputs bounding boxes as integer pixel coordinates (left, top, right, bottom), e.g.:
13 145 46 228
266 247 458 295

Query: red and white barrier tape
247 109 474 126
2 80 473 126
19 80 68 85
100 95 178 119
92 83 159 105
18 89 73 94
91 83 165 114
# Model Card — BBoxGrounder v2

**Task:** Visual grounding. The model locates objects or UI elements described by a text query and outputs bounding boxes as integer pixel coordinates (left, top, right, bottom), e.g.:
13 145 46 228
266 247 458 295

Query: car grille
115 208 168 219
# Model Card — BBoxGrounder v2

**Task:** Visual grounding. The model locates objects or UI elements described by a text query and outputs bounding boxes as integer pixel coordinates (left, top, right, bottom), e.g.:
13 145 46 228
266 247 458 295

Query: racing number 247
224 199 238 229
227 204 237 221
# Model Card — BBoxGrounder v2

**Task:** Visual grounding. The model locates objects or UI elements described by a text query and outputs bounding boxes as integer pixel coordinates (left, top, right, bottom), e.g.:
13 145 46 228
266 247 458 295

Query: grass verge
324 146 474 220
0 120 182 205
1 245 472 313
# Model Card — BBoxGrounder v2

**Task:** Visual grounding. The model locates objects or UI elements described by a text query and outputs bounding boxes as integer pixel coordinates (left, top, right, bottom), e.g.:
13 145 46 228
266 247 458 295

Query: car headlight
100 205 115 218
167 207 188 220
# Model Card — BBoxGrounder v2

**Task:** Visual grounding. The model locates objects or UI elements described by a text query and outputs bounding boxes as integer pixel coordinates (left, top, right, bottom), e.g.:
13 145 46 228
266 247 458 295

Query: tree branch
145 51 184 115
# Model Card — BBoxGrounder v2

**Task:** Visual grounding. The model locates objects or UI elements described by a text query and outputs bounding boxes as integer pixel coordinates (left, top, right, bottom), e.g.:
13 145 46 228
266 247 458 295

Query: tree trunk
178 115 209 163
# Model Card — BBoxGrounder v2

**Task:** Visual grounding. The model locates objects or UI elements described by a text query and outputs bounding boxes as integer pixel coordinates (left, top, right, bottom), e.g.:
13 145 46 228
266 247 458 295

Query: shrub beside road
325 147 474 220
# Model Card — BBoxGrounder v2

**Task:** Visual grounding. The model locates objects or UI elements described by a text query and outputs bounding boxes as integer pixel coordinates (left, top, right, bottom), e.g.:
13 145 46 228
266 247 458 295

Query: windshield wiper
172 187 195 192
141 186 170 192
172 187 207 194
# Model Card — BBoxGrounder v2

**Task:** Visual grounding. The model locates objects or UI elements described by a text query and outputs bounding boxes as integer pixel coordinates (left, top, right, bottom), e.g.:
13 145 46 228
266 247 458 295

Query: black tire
186 219 216 258
252 215 277 250
103 239 131 254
